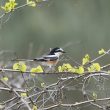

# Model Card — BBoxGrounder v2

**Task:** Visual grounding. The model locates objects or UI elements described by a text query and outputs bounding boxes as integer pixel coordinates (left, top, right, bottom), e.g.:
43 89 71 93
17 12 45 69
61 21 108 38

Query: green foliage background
0 0 110 60
0 1 110 109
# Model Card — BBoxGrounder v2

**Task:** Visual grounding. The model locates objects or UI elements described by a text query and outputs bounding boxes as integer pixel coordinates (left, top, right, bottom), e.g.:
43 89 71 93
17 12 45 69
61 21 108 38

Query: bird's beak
62 51 66 53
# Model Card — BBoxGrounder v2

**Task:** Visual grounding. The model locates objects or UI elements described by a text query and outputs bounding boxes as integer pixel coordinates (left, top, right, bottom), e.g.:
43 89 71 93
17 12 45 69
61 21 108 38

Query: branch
42 96 110 110
0 79 31 110
90 49 110 63
0 87 26 92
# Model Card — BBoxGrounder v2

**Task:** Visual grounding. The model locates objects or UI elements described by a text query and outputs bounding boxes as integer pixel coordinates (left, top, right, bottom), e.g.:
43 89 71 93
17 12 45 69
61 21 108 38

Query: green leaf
98 48 106 55
75 66 84 74
13 62 27 73
92 92 97 101
82 54 90 65
27 0 36 7
88 63 101 72
32 105 38 110
30 65 43 75
41 82 46 88
1 77 8 81
1 0 17 13
58 63 75 73
20 92 27 97
58 66 62 72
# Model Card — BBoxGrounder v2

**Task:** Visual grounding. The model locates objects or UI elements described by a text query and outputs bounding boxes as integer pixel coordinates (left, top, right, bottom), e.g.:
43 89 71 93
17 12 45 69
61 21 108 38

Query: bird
33 47 65 68
12 47 65 71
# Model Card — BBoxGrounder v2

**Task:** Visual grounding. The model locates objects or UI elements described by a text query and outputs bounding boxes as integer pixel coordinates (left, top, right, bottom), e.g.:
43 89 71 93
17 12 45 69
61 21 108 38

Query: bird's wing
44 55 58 61
34 55 58 61
34 57 47 61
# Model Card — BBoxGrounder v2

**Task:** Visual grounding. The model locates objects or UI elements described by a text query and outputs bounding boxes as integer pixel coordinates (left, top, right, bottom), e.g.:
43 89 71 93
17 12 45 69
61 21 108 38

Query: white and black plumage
34 47 65 68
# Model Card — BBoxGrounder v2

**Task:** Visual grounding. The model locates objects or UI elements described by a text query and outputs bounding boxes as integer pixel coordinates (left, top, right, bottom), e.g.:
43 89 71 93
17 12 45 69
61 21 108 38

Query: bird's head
49 47 65 56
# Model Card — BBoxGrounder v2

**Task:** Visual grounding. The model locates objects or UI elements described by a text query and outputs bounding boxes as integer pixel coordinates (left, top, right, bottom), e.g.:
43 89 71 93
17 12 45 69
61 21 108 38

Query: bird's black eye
54 48 64 52
56 50 61 52
55 49 65 53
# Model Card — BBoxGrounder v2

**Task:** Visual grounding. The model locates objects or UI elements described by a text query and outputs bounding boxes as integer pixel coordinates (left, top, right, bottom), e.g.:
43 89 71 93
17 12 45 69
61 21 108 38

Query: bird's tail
12 58 46 62
12 59 34 62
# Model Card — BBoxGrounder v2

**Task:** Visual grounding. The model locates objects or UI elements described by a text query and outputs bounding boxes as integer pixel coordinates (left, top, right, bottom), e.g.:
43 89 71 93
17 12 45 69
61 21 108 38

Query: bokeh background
0 0 110 61
0 1 110 110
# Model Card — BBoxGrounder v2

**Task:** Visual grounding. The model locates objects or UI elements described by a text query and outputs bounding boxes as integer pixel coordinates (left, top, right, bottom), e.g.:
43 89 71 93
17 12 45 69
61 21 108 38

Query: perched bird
34 47 65 68
12 47 65 71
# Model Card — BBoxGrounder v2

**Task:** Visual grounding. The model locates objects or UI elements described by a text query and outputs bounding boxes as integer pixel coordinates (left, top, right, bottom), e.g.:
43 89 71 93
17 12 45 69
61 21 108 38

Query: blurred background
0 1 110 110
0 0 110 61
